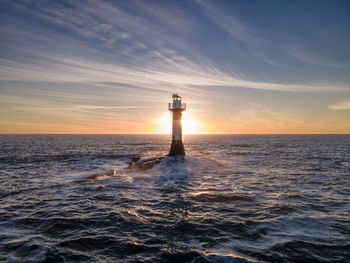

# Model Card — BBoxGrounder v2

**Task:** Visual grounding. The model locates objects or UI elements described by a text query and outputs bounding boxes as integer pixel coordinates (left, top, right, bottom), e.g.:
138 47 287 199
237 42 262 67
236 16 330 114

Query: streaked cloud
0 52 341 93
195 0 263 46
289 47 346 68
0 0 347 94
328 100 350 110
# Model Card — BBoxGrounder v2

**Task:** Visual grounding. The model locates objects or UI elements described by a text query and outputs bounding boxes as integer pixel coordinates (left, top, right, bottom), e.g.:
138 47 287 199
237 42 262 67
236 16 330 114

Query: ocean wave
1 135 349 262
192 193 254 203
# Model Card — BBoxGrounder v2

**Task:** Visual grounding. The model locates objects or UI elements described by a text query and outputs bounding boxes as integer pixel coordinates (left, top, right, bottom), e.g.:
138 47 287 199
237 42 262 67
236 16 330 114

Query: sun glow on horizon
155 113 205 134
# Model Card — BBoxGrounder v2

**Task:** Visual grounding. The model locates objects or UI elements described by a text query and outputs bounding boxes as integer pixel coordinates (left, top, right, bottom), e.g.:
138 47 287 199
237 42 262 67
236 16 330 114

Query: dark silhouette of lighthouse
168 94 186 156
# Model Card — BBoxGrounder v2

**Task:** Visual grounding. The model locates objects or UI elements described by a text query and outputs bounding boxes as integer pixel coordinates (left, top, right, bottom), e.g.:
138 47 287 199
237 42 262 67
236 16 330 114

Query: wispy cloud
14 0 194 53
0 53 340 93
289 47 346 68
195 0 263 46
0 93 156 125
328 100 350 110
0 0 345 95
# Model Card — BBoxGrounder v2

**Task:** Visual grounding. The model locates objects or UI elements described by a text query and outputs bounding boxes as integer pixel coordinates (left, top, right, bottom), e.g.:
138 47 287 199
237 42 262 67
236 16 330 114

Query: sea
0 135 349 263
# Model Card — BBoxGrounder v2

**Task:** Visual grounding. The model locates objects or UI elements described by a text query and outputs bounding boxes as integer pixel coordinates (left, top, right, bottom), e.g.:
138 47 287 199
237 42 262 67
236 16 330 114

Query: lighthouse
168 94 186 156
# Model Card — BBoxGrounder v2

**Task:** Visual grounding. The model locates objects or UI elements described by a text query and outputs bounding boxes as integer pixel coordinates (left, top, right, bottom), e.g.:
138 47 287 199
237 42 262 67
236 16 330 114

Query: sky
0 0 350 134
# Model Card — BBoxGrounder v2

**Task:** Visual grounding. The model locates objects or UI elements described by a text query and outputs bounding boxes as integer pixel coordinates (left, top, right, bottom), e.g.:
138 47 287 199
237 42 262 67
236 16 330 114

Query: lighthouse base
168 140 185 156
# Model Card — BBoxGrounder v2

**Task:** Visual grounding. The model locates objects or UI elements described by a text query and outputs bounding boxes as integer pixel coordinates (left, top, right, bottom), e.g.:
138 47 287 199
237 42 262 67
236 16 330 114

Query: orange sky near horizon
1 110 349 134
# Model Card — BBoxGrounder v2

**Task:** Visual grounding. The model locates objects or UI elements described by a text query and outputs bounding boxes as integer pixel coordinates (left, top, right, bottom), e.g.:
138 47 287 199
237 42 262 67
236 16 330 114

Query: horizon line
1 133 350 135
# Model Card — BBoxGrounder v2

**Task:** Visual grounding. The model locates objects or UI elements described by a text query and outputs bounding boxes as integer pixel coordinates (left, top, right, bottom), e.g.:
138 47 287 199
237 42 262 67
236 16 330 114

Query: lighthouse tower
168 94 186 156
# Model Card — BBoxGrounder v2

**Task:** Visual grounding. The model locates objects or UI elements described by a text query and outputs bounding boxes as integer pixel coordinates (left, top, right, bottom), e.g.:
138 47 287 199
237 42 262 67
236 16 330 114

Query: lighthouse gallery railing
168 103 186 110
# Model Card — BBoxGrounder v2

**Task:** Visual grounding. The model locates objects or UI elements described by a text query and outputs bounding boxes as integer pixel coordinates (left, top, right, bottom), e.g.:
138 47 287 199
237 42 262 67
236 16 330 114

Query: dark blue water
0 135 349 262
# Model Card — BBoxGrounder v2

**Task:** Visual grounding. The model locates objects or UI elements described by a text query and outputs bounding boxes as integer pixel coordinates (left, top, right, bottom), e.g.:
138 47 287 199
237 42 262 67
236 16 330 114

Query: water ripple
0 135 349 262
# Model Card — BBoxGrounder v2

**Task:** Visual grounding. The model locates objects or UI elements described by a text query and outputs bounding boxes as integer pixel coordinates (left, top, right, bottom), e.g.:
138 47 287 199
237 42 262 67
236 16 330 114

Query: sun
155 113 204 134
182 114 202 134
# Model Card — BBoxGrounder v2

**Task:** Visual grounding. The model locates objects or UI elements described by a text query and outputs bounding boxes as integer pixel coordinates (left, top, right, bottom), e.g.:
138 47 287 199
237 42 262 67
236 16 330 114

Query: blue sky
0 0 349 133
